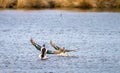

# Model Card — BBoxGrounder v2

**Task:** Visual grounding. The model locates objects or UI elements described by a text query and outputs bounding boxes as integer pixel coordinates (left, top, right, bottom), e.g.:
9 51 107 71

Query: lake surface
0 10 120 73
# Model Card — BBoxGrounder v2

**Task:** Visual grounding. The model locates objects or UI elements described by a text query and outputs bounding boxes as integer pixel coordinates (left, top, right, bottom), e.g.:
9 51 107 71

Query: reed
0 0 120 9
53 0 70 7
53 0 93 8
116 0 120 8
17 0 25 8
17 0 51 8
96 0 117 8
77 0 93 9
0 0 17 8
0 0 10 8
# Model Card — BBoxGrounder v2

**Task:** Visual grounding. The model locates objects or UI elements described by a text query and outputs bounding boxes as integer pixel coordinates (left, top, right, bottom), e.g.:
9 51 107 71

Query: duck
39 44 47 60
30 39 76 59
30 39 67 58
50 40 76 56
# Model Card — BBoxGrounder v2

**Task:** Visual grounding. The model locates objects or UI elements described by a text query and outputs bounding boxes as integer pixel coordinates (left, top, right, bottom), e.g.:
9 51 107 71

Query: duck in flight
39 44 47 60
50 40 76 53
50 41 76 56
30 39 67 59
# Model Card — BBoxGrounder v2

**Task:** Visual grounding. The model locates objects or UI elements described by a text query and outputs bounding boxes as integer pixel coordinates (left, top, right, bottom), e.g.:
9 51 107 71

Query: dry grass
0 0 11 8
0 0 120 9
53 0 93 8
54 0 70 7
96 0 118 8
0 0 17 8
77 0 93 8
116 0 120 8
17 0 56 8
17 0 75 8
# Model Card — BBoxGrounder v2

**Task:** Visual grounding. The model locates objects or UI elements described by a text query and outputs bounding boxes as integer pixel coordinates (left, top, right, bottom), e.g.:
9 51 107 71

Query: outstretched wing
50 41 76 52
65 49 76 52
30 38 41 51
50 40 61 50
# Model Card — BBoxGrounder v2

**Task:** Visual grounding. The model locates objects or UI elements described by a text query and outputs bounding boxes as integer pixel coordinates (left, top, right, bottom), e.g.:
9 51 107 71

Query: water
0 10 120 73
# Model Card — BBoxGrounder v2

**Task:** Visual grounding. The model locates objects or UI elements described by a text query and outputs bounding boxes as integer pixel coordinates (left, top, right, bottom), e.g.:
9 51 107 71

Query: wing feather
50 41 61 50
50 41 76 52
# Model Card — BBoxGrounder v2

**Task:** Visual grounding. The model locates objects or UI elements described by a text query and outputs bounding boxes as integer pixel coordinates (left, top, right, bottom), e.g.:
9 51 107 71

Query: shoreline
0 8 120 12
0 0 120 9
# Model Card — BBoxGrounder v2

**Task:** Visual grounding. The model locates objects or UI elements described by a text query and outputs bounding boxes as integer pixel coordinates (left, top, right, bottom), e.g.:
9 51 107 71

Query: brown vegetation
0 0 120 9
116 0 120 8
0 0 17 8
96 0 117 8
76 0 93 9
17 0 50 8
